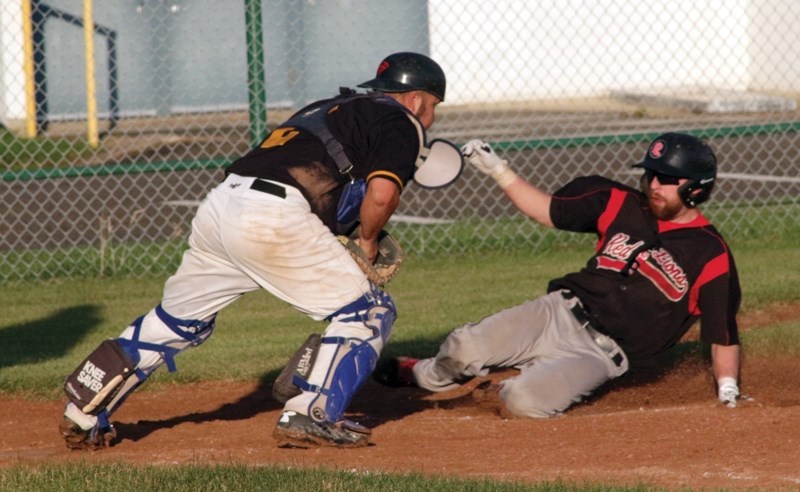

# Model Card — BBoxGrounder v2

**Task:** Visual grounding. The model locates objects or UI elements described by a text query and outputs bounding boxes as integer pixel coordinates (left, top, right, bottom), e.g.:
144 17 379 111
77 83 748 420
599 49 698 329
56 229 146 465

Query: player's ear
398 91 424 116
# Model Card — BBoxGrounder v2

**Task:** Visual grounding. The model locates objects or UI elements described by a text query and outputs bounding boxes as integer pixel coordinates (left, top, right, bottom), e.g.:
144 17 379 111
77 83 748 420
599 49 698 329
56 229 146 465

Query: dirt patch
2 302 799 490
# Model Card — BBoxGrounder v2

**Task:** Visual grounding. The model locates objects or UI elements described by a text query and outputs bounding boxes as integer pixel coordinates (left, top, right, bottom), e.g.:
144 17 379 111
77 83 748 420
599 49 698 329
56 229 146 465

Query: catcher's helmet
633 132 717 207
358 52 446 101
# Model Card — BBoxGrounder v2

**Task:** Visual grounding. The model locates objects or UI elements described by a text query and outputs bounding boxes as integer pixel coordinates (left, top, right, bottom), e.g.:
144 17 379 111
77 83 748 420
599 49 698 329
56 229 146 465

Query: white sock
64 402 98 431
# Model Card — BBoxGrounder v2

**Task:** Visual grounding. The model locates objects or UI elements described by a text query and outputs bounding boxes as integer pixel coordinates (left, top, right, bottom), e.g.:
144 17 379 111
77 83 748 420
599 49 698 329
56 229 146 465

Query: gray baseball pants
412 290 629 418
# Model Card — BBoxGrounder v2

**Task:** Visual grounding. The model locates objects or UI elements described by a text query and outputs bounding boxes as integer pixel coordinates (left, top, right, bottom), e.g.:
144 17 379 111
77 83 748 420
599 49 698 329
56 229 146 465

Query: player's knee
500 384 554 418
327 289 396 351
117 304 216 374
500 377 574 418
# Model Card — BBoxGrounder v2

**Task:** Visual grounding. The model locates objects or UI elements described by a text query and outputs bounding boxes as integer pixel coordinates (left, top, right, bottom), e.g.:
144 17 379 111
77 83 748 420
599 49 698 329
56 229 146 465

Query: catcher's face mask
414 139 464 189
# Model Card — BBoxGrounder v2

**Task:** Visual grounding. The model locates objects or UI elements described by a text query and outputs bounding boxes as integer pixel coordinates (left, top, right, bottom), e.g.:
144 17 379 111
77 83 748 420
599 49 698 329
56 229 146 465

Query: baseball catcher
59 51 463 450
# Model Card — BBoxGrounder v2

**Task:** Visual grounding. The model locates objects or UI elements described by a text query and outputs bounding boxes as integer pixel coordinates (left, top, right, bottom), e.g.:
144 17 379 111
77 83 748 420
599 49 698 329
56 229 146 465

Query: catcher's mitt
339 228 404 286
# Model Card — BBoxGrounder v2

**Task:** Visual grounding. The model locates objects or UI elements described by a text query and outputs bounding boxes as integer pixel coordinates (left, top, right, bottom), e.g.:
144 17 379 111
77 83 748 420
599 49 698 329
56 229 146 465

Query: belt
250 179 287 199
561 291 626 368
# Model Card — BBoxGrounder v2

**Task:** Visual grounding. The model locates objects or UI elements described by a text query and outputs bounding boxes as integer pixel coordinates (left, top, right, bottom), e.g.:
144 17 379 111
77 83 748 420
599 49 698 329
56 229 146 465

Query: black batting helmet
358 52 446 101
633 132 717 207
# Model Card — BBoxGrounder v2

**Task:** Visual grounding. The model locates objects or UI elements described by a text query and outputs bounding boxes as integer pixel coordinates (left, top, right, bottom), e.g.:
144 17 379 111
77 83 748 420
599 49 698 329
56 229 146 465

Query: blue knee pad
296 291 396 423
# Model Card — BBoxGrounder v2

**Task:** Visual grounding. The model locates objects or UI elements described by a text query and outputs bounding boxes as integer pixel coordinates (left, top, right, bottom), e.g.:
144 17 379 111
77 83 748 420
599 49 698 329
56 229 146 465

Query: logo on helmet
377 60 390 76
649 140 666 159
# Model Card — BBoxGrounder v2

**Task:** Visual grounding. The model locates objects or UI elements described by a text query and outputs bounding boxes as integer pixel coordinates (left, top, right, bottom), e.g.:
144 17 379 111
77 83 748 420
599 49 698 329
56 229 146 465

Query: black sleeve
698 250 741 346
549 176 618 233
364 111 419 189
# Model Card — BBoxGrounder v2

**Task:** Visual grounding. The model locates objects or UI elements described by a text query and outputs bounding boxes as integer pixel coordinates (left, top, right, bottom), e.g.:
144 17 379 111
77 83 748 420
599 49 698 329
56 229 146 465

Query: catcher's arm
357 176 401 262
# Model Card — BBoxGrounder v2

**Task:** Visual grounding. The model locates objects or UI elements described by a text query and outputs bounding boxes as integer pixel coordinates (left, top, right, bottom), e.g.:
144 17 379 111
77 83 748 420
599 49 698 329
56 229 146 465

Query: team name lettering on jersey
637 248 688 301
597 233 688 301
603 234 644 260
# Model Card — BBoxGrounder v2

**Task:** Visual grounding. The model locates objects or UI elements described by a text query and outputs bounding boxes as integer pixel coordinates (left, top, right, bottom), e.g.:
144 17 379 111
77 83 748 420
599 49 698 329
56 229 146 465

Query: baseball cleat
272 411 371 448
58 416 116 451
372 356 418 387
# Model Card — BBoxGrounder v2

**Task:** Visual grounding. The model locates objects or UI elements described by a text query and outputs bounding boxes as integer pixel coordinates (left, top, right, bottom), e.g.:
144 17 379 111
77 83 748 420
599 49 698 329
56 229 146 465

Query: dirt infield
2 302 799 491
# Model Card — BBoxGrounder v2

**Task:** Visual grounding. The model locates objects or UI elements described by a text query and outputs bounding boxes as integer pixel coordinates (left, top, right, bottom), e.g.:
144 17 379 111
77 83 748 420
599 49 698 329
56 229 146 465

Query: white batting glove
717 377 739 408
461 139 517 188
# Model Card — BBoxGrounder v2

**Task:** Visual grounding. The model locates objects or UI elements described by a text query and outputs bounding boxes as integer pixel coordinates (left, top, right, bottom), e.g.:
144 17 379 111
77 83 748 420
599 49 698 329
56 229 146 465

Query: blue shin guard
295 295 396 424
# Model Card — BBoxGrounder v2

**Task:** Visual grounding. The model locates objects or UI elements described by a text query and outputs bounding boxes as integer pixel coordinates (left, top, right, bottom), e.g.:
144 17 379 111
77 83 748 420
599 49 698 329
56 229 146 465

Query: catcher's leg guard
288 291 396 424
272 333 322 404
63 339 137 415
63 304 216 421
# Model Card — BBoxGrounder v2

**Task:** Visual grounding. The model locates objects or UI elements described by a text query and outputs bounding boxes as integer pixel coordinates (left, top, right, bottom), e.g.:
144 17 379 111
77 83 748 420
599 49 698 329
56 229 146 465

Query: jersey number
261 127 300 149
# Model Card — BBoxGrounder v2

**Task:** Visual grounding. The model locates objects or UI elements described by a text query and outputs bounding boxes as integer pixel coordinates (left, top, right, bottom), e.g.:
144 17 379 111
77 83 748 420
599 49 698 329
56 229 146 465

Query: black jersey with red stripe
226 94 421 232
547 176 740 368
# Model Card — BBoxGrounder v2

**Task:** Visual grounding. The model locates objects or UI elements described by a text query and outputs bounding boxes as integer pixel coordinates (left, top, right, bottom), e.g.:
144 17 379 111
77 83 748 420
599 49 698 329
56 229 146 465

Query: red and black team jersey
548 176 741 369
226 94 421 233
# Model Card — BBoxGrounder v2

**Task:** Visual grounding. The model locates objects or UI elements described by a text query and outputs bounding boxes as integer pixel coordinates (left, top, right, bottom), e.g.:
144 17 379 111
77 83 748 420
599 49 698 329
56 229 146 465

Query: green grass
1 240 797 490
0 463 657 492
0 127 92 172
0 240 190 281
0 250 561 398
1 237 797 399
741 321 800 357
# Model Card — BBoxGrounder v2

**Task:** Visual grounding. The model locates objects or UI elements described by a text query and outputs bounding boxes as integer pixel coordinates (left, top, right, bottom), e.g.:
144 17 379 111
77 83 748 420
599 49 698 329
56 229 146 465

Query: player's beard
647 191 683 220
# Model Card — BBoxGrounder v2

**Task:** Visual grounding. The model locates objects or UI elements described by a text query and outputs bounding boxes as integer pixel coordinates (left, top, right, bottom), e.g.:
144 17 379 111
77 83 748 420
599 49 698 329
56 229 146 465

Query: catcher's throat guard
63 339 136 415
414 139 465 189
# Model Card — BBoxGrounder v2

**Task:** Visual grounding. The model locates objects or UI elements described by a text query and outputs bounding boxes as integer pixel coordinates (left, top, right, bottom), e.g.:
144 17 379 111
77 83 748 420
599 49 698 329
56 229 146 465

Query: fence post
82 0 99 148
244 0 267 147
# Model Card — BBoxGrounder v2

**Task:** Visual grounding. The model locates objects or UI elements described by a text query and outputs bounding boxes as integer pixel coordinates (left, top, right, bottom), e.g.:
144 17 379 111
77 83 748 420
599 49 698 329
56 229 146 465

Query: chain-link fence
1 0 799 281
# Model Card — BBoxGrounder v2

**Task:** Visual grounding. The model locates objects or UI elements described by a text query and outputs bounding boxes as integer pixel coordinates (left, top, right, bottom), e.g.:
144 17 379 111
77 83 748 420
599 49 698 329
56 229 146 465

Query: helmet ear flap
678 179 713 208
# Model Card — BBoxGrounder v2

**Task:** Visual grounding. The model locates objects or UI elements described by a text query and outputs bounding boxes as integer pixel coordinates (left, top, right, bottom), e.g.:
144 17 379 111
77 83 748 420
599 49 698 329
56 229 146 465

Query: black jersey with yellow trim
226 92 423 232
